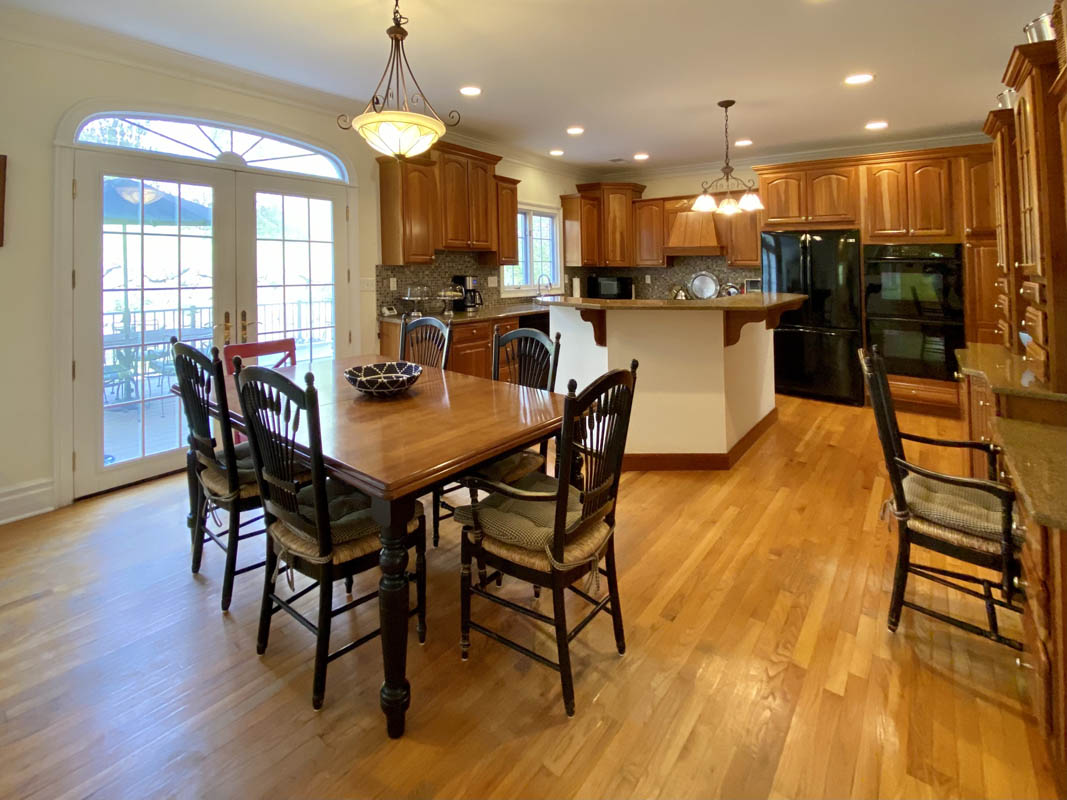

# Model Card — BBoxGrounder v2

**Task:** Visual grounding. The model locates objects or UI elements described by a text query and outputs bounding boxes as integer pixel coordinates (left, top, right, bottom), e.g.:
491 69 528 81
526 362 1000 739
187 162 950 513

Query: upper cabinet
435 142 500 251
907 159 954 238
564 183 644 267
378 156 438 265
864 162 908 237
760 167 858 226
494 176 520 266
725 208 762 266
633 199 665 267
562 194 600 267
861 157 959 240
963 151 996 238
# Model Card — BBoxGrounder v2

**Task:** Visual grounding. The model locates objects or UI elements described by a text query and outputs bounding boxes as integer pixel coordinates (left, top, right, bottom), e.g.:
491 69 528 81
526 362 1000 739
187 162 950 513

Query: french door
72 151 348 497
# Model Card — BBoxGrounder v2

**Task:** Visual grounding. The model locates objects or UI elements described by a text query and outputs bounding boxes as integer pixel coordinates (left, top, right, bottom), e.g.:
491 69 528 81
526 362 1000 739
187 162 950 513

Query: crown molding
597 129 991 182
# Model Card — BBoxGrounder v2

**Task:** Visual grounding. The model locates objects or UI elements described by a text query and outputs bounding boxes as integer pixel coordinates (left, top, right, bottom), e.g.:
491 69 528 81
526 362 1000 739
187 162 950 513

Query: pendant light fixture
692 100 763 215
338 0 459 158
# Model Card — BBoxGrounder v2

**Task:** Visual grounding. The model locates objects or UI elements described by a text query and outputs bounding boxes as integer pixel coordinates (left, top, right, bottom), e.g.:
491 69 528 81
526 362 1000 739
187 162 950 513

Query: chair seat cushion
454 472 582 551
472 450 545 484
271 479 423 565
199 441 258 499
480 519 613 573
903 473 1021 549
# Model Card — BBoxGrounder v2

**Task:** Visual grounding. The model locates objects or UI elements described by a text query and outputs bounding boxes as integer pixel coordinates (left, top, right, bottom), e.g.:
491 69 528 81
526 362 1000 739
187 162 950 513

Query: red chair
223 338 297 375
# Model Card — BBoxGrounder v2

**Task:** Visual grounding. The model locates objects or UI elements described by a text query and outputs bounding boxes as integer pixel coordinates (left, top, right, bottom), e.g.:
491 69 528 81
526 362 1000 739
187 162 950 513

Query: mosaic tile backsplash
375 253 762 315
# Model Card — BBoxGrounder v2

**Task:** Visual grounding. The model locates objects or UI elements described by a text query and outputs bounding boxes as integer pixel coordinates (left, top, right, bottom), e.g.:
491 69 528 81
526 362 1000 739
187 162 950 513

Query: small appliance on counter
452 274 484 312
585 275 634 300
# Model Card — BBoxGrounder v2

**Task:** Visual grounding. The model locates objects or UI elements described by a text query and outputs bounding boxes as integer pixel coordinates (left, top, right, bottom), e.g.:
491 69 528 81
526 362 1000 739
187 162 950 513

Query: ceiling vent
608 158 626 163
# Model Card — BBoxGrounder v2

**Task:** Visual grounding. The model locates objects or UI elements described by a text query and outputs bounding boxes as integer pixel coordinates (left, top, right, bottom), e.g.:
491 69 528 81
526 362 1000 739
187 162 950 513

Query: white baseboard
0 479 57 525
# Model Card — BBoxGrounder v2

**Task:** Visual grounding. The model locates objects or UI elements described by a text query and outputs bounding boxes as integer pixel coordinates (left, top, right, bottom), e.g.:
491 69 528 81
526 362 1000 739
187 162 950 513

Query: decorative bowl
344 361 422 398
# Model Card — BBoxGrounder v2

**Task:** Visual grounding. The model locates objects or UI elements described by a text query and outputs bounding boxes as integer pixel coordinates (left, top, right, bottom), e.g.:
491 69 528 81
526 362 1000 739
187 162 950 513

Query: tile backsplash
375 253 762 315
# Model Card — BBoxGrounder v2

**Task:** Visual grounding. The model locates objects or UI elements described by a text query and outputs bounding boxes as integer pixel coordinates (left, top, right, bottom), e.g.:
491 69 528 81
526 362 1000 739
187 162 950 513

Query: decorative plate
688 271 720 300
344 361 422 398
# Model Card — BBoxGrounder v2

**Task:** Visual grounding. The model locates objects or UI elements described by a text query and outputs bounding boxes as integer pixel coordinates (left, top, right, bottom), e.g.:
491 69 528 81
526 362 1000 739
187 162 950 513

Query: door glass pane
255 192 335 363
100 175 213 466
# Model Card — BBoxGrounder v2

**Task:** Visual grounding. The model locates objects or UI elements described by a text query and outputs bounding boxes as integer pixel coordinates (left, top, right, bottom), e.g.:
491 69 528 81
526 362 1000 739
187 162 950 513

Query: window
77 115 346 181
502 208 562 296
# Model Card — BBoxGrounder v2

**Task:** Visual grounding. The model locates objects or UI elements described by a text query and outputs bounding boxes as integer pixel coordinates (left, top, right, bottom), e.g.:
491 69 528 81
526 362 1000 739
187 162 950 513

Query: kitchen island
538 293 806 469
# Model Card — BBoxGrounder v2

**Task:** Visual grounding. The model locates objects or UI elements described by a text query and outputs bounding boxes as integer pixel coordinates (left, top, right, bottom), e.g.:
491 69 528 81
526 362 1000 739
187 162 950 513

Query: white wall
0 9 587 518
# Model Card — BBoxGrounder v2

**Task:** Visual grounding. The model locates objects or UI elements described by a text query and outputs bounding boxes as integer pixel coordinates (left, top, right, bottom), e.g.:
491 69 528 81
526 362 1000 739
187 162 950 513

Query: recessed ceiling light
845 73 875 86
633 152 650 161
549 149 564 156
566 126 585 136
459 86 482 96
735 138 753 147
865 120 889 130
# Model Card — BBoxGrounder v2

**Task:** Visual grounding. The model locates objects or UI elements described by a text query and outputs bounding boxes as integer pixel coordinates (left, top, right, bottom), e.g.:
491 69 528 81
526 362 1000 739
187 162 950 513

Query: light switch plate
360 277 374 292
389 277 398 290
487 275 499 288
645 274 651 284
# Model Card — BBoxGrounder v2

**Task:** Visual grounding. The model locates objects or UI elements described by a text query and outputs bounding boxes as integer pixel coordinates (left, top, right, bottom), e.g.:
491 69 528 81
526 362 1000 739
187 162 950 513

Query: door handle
213 311 232 345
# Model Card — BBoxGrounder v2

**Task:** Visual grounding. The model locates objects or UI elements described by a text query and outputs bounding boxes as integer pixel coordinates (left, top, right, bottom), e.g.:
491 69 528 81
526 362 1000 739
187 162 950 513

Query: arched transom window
76 115 346 181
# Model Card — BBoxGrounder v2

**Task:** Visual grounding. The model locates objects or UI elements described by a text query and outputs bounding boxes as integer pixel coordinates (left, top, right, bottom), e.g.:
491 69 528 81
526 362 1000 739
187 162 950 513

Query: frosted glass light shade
352 110 445 157
692 191 717 212
716 196 741 215
738 191 764 211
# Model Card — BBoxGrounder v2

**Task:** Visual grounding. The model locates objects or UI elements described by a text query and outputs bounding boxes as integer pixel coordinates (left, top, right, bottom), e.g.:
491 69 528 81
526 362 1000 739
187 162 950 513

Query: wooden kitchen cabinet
633 199 665 266
562 194 600 267
435 142 500 251
377 155 438 265
494 176 520 265
963 151 996 238
727 210 763 266
450 338 491 378
907 159 955 238
760 171 806 224
965 242 1002 344
864 162 909 237
807 166 858 222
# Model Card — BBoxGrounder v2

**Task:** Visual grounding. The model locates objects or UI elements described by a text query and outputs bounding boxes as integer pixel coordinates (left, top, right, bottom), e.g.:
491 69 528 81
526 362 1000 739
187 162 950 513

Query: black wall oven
864 244 964 380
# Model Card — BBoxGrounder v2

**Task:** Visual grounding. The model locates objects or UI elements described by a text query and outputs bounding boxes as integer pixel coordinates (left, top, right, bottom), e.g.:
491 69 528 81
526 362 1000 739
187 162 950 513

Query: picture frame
0 155 6 247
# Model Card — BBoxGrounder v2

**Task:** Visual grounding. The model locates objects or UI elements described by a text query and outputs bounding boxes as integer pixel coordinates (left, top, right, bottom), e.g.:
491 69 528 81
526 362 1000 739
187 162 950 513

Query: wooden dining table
209 353 566 737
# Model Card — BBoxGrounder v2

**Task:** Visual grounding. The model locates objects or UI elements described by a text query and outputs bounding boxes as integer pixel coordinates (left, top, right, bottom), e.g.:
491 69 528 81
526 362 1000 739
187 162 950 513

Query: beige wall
0 10 586 515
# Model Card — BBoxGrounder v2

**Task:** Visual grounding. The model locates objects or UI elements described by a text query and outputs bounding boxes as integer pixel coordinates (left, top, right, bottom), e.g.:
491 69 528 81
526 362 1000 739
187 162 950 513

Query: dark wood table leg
372 495 415 738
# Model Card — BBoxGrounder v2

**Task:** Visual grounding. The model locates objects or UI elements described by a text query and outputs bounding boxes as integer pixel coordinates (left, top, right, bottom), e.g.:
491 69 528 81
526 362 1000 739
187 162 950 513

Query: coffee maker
452 274 484 312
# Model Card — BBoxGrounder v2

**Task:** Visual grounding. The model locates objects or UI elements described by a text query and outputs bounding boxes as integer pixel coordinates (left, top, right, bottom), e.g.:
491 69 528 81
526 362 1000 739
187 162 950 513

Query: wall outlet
644 274 651 284
360 277 374 292
389 277 398 290
487 275 499 288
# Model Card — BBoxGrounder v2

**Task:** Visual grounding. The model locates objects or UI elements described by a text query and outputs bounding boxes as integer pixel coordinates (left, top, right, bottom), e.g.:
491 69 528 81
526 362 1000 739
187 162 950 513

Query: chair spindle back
858 346 909 513
399 314 452 369
493 327 561 391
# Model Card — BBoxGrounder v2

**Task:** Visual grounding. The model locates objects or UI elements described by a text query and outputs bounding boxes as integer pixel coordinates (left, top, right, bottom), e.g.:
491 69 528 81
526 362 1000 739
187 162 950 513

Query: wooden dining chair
432 327 562 548
399 314 452 368
859 346 1023 648
171 337 265 611
223 337 297 375
455 360 638 717
233 358 427 709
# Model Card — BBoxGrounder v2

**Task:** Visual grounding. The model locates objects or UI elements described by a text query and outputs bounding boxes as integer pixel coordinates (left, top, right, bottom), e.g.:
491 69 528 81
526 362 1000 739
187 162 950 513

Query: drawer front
1022 306 1048 346
1021 605 1053 736
1023 340 1049 382
994 276 1010 294
1019 280 1047 305
451 322 493 345
995 293 1011 316
997 319 1012 349
495 317 520 335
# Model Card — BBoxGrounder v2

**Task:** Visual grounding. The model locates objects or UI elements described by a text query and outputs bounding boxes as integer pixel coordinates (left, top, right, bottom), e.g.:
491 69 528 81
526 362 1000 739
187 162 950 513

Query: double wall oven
863 244 964 381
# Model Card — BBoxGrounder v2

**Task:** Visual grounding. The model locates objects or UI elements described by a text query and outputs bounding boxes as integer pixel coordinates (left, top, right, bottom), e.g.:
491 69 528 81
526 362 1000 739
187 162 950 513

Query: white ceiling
5 0 1054 170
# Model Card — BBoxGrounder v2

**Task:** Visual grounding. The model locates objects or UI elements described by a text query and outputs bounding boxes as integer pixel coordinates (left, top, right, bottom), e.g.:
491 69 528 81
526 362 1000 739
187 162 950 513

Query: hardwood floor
0 395 1058 798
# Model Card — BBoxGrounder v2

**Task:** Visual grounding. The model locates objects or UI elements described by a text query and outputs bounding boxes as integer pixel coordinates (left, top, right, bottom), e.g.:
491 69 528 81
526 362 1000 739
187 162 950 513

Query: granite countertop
956 343 1067 403
535 293 807 312
992 417 1067 530
379 303 549 325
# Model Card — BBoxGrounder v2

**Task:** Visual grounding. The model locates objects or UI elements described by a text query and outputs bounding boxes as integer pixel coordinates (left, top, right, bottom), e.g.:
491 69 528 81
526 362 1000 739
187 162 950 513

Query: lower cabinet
447 317 520 379
962 373 997 477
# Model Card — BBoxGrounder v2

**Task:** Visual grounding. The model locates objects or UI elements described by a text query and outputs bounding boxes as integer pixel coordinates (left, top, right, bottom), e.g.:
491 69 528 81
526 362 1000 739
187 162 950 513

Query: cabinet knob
1013 575 1029 590
1016 657 1034 671
954 370 963 381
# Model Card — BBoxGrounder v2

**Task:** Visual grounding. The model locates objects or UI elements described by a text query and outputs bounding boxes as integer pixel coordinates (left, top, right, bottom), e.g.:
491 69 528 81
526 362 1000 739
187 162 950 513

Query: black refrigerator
761 229 864 405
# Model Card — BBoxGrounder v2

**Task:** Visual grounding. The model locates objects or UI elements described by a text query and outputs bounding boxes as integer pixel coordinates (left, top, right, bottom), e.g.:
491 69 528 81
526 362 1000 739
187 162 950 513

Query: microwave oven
585 276 634 299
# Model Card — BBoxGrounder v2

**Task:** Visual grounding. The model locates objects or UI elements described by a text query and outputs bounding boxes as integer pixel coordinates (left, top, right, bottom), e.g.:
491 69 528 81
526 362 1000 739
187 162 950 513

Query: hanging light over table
338 0 459 158
693 100 763 214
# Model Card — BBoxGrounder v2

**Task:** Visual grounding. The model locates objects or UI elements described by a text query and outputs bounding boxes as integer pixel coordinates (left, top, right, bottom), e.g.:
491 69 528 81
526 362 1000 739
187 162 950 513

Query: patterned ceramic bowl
344 361 422 398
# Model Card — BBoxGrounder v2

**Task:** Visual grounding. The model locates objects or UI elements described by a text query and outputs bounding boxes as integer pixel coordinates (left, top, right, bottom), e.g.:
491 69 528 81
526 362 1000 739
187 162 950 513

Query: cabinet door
581 197 600 266
864 163 908 237
602 187 633 266
807 166 857 222
963 153 996 238
439 152 471 248
495 179 519 265
907 159 953 237
728 210 762 266
468 159 495 249
633 199 664 266
761 172 806 224
450 339 491 378
402 161 437 264
965 242 1002 344
1015 86 1044 276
